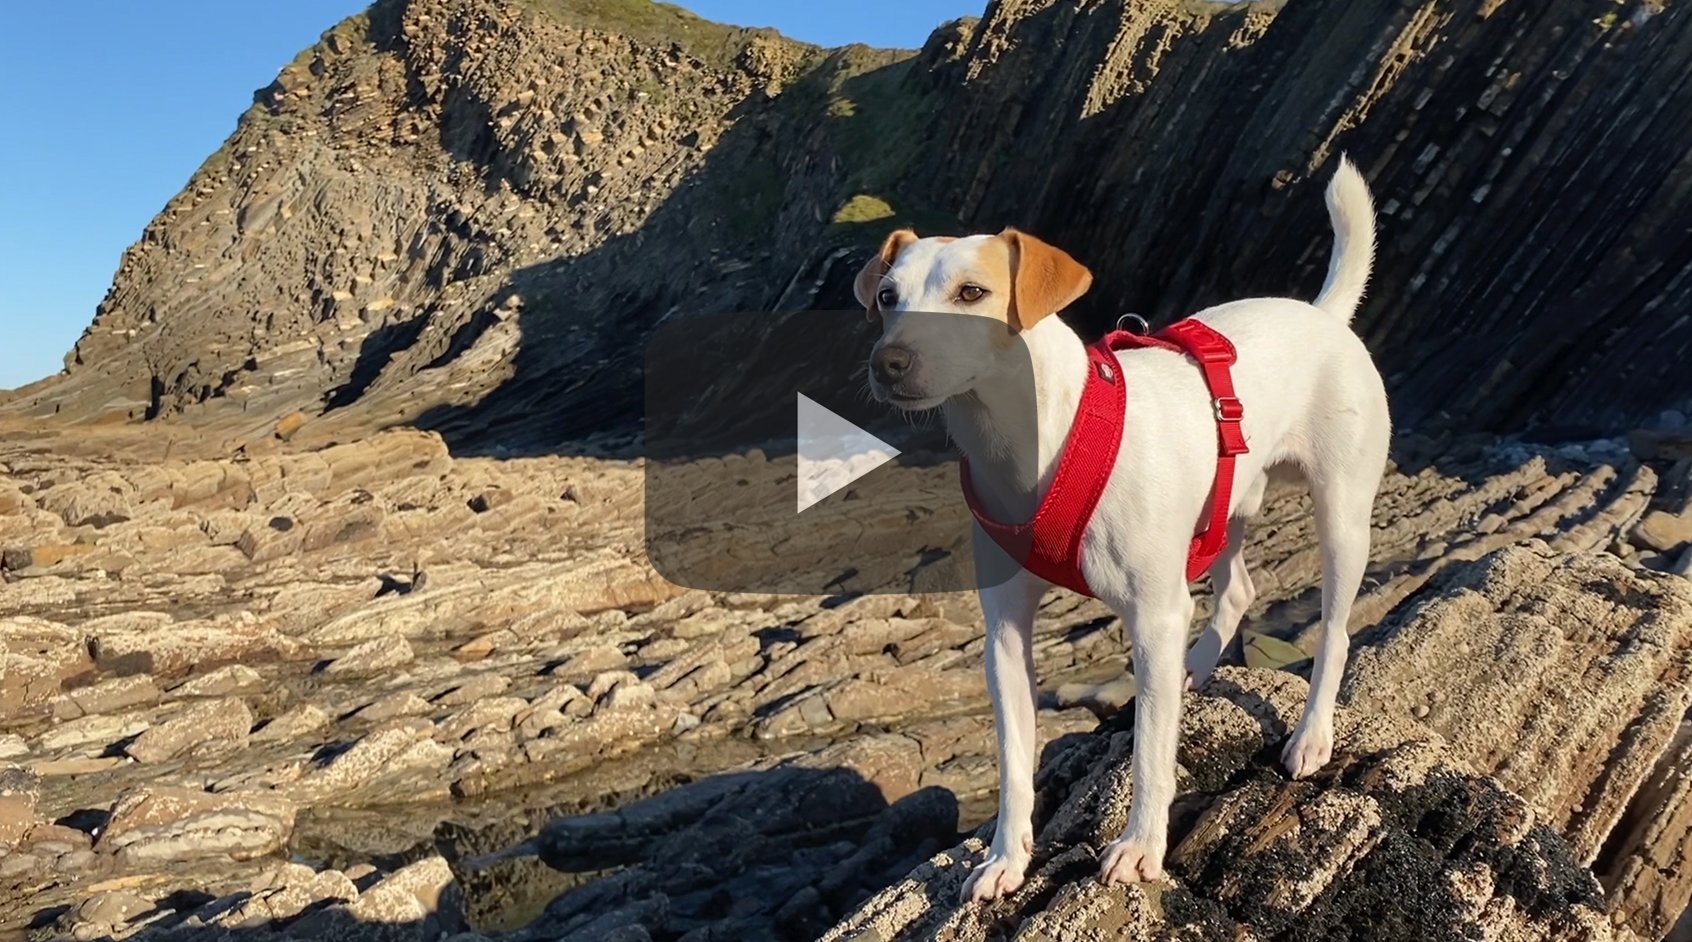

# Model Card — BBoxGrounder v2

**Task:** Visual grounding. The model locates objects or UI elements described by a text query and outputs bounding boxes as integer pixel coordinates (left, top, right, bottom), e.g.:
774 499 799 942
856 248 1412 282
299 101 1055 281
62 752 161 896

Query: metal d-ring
1116 313 1150 335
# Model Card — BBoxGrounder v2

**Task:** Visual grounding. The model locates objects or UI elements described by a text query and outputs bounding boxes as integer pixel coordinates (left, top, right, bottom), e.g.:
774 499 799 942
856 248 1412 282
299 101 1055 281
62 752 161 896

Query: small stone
586 670 639 701
435 697 526 741
1630 509 1692 554
286 727 453 802
0 766 43 845
355 692 434 722
433 673 510 707
67 886 150 933
567 645 628 675
56 848 98 872
453 630 516 661
36 713 149 752
71 889 152 929
173 664 264 697
324 636 415 676
252 703 331 743
601 681 656 712
345 856 454 923
0 854 39 878
798 695 835 728
275 411 309 441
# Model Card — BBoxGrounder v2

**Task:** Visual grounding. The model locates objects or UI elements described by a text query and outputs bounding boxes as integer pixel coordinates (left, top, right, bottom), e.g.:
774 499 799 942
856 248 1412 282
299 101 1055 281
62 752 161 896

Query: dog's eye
958 284 988 303
877 287 897 308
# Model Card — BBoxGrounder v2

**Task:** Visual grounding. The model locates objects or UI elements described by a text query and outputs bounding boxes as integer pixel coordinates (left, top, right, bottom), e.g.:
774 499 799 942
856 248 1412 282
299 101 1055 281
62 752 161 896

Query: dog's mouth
869 380 948 412
887 392 947 411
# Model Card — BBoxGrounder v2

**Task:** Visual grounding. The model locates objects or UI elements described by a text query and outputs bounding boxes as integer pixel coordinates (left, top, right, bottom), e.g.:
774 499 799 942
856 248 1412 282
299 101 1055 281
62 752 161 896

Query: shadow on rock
438 765 961 941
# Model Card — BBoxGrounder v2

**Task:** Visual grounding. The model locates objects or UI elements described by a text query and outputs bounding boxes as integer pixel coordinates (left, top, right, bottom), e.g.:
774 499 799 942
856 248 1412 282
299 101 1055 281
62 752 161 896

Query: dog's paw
1282 722 1334 779
1098 836 1165 885
961 851 1030 902
1183 637 1223 690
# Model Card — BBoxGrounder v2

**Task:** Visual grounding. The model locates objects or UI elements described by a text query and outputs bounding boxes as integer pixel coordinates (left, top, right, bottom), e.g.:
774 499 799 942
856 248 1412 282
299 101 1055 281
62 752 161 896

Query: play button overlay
642 308 1036 596
796 394 900 513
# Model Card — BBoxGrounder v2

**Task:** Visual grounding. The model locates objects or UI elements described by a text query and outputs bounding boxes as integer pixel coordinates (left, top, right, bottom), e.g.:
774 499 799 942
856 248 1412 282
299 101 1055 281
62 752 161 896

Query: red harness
961 319 1248 596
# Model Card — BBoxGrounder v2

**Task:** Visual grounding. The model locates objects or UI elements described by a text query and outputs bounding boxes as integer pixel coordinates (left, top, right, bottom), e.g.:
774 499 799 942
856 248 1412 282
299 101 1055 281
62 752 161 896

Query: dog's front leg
961 564 1045 902
1100 576 1192 884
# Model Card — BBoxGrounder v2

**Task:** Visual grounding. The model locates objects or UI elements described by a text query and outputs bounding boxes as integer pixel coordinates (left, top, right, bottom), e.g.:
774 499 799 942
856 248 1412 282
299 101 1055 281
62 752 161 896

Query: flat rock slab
98 785 297 866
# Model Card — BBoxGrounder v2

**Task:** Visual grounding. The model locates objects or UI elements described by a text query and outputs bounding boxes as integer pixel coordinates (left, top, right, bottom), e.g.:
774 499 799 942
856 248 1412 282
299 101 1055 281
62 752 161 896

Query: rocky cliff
5 0 1692 445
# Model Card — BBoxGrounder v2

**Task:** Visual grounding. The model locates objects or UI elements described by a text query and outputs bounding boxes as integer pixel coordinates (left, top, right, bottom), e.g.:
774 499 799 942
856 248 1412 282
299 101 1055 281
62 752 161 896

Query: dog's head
854 228 1092 410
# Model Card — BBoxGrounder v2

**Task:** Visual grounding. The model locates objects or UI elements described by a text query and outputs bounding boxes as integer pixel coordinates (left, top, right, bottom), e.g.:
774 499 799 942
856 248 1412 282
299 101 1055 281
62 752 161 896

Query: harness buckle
1191 343 1236 365
1213 396 1244 422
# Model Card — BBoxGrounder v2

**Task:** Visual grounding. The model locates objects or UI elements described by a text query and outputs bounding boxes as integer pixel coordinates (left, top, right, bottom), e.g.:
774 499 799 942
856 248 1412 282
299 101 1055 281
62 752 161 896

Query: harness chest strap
961 319 1248 596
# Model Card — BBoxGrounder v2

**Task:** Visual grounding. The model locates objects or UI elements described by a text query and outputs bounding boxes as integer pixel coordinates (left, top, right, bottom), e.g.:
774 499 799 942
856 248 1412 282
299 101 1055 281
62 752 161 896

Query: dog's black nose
873 345 914 385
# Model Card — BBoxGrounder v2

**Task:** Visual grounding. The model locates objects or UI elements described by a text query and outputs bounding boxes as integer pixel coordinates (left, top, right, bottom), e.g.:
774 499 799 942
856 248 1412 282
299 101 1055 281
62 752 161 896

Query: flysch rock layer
1345 545 1692 941
822 666 1638 942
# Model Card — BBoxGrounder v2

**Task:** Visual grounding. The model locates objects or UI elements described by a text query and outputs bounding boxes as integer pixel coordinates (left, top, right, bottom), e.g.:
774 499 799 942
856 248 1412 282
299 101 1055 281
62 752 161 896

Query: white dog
854 157 1389 900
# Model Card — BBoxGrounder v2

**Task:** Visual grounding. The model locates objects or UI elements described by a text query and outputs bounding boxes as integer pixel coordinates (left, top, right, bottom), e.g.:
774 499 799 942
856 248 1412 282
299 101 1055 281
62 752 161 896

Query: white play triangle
796 393 901 513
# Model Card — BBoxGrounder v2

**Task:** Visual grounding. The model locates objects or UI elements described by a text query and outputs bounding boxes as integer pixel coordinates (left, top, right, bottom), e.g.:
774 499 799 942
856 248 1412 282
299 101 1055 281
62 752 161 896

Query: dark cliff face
6 0 1690 446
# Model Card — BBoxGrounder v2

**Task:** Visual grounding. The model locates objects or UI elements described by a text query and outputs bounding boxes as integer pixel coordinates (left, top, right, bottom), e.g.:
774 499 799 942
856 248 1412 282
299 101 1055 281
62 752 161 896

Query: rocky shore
2 416 1690 940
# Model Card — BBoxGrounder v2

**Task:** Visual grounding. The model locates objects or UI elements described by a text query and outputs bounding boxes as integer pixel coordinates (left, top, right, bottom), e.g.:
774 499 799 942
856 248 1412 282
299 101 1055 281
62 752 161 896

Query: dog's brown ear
999 228 1092 330
854 228 919 322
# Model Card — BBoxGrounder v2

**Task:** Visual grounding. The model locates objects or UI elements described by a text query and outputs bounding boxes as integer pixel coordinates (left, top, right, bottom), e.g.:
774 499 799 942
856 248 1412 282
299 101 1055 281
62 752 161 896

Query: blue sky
0 1 977 391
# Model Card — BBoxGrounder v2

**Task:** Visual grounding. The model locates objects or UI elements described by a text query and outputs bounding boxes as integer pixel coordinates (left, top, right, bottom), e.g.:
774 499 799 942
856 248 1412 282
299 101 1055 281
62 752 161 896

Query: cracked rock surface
2 416 1690 939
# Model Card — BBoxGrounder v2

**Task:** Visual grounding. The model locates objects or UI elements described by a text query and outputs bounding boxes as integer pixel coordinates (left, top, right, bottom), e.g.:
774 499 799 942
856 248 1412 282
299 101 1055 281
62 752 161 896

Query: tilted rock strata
1345 544 1692 940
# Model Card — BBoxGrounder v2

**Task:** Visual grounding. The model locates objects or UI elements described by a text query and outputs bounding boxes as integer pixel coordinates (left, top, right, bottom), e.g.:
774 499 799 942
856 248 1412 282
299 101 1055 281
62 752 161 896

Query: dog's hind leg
1184 472 1268 689
1282 470 1376 779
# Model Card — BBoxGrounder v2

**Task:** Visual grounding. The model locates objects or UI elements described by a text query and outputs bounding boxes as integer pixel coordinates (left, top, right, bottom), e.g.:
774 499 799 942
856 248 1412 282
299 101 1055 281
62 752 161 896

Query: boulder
0 617 90 714
51 674 162 720
124 697 253 764
823 668 1633 942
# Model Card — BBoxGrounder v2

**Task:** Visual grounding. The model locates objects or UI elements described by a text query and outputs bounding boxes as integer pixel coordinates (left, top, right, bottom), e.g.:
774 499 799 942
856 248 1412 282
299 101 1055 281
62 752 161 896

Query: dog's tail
1312 154 1376 325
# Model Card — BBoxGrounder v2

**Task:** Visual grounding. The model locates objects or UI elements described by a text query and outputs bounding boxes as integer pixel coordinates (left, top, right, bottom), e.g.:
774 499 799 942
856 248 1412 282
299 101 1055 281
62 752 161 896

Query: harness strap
1148 320 1249 581
960 341 1126 592
961 318 1247 594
